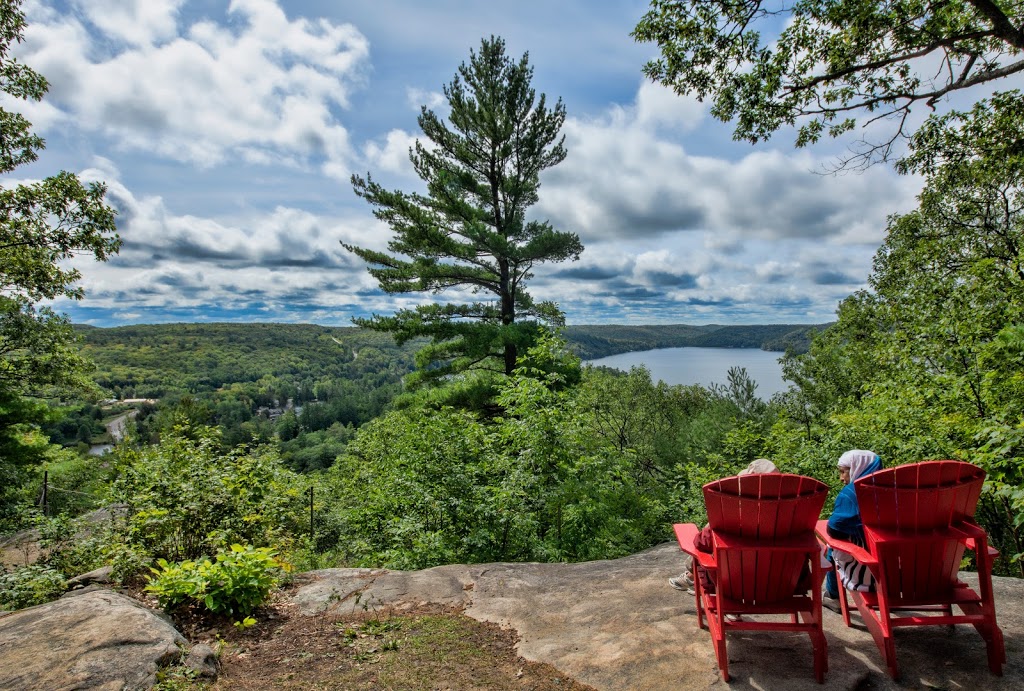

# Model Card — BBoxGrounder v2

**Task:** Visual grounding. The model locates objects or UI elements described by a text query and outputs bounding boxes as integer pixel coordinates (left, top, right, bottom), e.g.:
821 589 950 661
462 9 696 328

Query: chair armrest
815 521 877 565
674 523 701 558
673 523 716 570
860 521 1001 560
951 520 1001 559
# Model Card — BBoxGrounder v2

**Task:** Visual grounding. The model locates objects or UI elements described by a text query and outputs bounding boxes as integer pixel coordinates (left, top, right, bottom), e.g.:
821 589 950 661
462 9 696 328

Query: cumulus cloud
362 129 418 176
538 109 916 243
69 0 184 47
19 0 369 179
634 80 706 131
63 161 410 321
32 3 923 329
510 78 922 324
407 87 446 112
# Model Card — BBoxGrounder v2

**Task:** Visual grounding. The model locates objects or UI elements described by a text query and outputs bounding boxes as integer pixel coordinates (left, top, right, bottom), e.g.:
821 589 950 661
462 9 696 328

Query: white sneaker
668 576 695 594
822 588 842 613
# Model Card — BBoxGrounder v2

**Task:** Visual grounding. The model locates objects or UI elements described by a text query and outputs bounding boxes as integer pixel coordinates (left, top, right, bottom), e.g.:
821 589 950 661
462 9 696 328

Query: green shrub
35 448 114 517
145 543 286 620
105 541 152 584
325 343 677 568
0 564 67 610
109 426 307 561
36 513 106 577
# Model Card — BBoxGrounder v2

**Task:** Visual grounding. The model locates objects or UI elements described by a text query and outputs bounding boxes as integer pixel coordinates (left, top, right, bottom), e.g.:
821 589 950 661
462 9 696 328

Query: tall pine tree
345 36 582 387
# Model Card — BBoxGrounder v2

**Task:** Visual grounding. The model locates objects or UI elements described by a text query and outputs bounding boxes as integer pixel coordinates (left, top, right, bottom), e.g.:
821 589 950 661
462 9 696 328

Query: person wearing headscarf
669 459 779 597
823 450 883 601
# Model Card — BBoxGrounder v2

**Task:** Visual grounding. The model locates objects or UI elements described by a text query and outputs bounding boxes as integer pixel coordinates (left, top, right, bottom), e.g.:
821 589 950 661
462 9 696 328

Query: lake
586 347 789 399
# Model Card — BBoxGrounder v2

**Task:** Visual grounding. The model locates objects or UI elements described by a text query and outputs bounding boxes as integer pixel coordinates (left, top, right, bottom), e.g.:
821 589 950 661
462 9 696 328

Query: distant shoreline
73 321 830 361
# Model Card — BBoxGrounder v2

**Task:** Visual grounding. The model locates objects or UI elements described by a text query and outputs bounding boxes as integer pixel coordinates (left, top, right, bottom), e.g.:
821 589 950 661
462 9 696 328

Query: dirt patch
0 530 43 568
183 598 594 691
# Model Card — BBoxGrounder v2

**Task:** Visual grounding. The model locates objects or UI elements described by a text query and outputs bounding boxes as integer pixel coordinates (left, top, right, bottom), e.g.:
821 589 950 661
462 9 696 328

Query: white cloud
69 0 184 47
634 80 706 131
362 129 418 176
407 87 446 112
540 105 917 244
19 0 369 179
63 162 400 315
25 2 929 328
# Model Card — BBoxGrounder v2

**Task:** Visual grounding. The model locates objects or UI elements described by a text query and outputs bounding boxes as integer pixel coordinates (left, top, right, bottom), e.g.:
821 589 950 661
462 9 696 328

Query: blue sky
8 0 926 327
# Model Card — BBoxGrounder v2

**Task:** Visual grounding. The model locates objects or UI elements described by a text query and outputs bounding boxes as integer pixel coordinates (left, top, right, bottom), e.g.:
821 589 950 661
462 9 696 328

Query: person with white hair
822 449 883 610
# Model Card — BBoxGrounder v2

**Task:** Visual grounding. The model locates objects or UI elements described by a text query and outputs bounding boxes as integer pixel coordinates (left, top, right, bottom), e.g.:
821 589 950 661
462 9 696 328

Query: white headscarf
837 449 878 482
739 458 778 476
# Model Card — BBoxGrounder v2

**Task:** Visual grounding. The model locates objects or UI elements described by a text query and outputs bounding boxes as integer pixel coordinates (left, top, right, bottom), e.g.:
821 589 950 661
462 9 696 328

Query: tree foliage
633 0 1024 167
322 336 785 569
108 426 308 562
346 36 582 385
778 93 1024 571
0 0 118 516
0 1 119 396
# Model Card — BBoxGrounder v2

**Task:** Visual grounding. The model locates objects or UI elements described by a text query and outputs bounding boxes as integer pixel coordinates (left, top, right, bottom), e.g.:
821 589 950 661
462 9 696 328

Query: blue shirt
826 455 883 543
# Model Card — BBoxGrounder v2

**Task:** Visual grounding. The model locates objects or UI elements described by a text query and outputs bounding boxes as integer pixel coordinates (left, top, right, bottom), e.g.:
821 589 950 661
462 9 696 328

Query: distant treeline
72 322 825 393
563 323 829 360
73 322 422 399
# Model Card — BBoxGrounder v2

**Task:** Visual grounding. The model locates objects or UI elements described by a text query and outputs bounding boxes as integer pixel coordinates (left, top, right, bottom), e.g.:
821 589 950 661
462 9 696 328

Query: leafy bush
109 426 308 562
145 543 286 619
0 564 66 610
33 512 106 577
324 339 700 568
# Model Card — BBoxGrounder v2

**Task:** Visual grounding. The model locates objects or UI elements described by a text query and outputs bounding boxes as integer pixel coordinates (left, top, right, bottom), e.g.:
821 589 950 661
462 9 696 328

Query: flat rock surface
0 589 186 691
295 542 1023 690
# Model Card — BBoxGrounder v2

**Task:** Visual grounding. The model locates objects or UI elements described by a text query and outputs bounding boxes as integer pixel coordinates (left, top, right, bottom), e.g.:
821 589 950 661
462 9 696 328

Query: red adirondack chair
674 473 829 682
815 460 1005 678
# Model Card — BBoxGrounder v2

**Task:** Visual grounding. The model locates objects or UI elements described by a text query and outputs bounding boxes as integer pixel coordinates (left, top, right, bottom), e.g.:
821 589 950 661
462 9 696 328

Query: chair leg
988 625 1005 676
694 579 706 631
852 591 900 679
706 604 729 682
972 535 1005 675
810 630 828 684
961 600 1006 675
832 564 853 627
883 635 898 679
838 582 851 627
714 633 730 682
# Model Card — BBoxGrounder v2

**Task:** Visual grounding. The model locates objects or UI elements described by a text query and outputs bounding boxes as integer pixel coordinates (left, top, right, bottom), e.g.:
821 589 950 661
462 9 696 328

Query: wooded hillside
564 323 825 359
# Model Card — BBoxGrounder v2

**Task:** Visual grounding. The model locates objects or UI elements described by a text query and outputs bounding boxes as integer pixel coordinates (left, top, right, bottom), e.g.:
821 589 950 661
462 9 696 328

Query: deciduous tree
633 0 1024 167
779 93 1024 571
0 0 119 517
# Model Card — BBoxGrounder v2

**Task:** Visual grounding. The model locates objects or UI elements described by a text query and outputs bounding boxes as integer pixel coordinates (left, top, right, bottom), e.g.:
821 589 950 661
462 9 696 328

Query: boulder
185 642 219 679
0 588 186 690
66 565 114 589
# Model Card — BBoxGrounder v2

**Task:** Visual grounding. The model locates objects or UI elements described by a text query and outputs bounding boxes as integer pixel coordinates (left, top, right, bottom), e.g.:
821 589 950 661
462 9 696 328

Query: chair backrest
855 460 986 599
704 474 828 603
856 460 984 530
